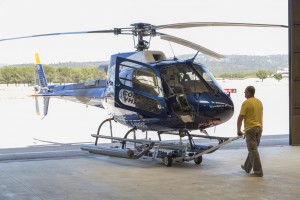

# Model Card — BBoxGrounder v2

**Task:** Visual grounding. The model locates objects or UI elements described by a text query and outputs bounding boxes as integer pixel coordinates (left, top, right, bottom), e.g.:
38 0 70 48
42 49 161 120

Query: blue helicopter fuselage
39 51 234 132
102 51 234 131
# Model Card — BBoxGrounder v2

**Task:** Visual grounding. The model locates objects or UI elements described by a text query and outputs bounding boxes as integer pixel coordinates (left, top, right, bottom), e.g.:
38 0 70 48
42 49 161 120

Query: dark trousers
244 127 263 175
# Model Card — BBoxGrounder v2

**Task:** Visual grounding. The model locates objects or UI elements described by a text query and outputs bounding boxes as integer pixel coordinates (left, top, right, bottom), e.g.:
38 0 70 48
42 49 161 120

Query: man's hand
237 114 245 137
237 130 244 136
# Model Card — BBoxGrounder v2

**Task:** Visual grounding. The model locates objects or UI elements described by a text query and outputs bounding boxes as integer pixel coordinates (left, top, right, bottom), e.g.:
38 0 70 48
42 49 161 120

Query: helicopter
0 22 287 166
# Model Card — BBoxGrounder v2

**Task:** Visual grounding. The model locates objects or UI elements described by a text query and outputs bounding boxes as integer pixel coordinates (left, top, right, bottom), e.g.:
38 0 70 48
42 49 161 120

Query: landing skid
81 118 242 167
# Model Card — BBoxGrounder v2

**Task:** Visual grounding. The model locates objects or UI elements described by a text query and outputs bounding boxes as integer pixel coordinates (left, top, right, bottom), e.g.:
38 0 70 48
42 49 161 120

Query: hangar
290 0 300 145
0 1 298 200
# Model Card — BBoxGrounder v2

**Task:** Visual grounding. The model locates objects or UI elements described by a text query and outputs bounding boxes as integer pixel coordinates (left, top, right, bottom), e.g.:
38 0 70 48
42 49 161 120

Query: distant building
276 68 289 77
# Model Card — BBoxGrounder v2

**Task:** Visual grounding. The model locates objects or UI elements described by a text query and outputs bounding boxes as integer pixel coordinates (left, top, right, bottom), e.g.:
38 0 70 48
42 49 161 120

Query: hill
2 61 109 71
1 54 288 74
177 54 288 74
49 61 109 69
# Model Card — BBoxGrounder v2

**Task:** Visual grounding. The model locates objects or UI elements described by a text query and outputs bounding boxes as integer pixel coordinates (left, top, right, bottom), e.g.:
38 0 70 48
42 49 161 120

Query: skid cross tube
157 130 201 151
95 117 114 145
121 127 137 149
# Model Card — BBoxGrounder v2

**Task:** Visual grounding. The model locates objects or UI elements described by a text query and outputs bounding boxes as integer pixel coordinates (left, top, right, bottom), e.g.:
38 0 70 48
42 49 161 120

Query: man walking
237 86 263 177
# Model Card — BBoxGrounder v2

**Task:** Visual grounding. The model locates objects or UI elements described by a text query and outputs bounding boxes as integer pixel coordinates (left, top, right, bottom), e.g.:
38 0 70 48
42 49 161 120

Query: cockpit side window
161 63 210 96
193 64 222 92
193 65 212 82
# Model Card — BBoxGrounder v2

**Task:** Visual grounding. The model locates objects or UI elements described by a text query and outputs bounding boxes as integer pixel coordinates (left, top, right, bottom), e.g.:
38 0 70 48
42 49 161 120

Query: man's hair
246 86 255 96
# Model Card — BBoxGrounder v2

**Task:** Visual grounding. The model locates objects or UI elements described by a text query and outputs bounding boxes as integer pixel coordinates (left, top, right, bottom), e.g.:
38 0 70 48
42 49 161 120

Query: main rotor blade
155 22 288 30
0 30 115 42
159 33 225 59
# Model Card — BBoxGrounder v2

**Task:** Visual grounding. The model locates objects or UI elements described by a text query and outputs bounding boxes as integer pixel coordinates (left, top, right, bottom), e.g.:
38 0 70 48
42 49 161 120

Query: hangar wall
289 0 300 145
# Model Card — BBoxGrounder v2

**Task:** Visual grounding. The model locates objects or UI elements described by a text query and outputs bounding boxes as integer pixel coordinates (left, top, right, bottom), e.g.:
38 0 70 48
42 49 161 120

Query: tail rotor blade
35 97 40 116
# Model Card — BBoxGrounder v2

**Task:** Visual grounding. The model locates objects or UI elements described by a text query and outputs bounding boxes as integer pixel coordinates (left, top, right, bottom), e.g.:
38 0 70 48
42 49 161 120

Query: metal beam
289 0 300 145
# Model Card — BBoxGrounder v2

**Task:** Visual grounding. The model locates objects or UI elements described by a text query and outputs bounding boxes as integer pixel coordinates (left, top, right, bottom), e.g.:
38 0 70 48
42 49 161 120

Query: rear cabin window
132 68 159 96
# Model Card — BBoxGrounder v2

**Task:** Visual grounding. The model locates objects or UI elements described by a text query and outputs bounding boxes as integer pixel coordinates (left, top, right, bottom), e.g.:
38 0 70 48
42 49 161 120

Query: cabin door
114 57 167 118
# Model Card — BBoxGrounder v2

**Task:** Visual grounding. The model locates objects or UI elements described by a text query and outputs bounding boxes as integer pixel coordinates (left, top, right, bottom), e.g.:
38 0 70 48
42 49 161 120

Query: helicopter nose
190 92 234 125
168 93 234 129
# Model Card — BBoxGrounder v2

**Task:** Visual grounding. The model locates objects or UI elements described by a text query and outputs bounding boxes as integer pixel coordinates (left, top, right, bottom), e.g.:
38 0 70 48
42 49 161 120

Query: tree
256 70 268 82
10 67 22 86
55 67 72 84
90 67 107 80
19 67 35 86
43 65 56 84
0 65 107 85
0 67 15 86
273 73 283 82
70 68 83 83
80 68 94 81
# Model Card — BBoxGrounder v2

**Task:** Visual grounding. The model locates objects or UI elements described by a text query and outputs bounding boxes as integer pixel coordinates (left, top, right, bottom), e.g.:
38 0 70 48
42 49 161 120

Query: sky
0 0 288 64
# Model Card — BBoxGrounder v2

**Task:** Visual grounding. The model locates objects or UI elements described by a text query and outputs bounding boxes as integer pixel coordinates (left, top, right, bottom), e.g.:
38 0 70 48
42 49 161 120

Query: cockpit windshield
161 63 211 96
193 64 225 93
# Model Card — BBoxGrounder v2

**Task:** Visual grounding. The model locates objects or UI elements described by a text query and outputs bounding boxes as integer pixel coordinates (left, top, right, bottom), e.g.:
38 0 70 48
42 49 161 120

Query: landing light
157 104 162 110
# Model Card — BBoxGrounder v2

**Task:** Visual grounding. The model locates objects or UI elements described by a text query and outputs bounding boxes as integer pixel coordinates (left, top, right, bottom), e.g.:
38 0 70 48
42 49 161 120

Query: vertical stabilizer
34 53 50 117
35 53 48 88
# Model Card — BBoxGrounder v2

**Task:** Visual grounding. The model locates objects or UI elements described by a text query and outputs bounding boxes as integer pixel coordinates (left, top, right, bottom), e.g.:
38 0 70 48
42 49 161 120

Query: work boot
248 172 263 177
241 165 250 173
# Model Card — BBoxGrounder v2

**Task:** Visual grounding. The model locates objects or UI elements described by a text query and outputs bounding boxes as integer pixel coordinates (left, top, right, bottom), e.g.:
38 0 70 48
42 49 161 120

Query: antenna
190 51 199 63
168 41 177 60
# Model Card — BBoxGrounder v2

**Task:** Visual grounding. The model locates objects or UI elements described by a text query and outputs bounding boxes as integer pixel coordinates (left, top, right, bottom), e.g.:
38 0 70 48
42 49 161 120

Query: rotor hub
128 23 153 51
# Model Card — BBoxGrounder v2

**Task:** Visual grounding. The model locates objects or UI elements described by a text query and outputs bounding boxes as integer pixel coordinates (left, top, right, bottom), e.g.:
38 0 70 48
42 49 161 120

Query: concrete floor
0 137 299 200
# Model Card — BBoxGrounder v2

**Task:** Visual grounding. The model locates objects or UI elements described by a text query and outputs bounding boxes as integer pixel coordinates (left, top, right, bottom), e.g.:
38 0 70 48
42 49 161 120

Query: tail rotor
32 53 50 117
33 63 40 116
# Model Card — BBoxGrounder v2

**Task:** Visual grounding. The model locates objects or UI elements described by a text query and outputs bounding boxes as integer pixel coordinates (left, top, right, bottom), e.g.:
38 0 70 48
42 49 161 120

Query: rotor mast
131 23 153 51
